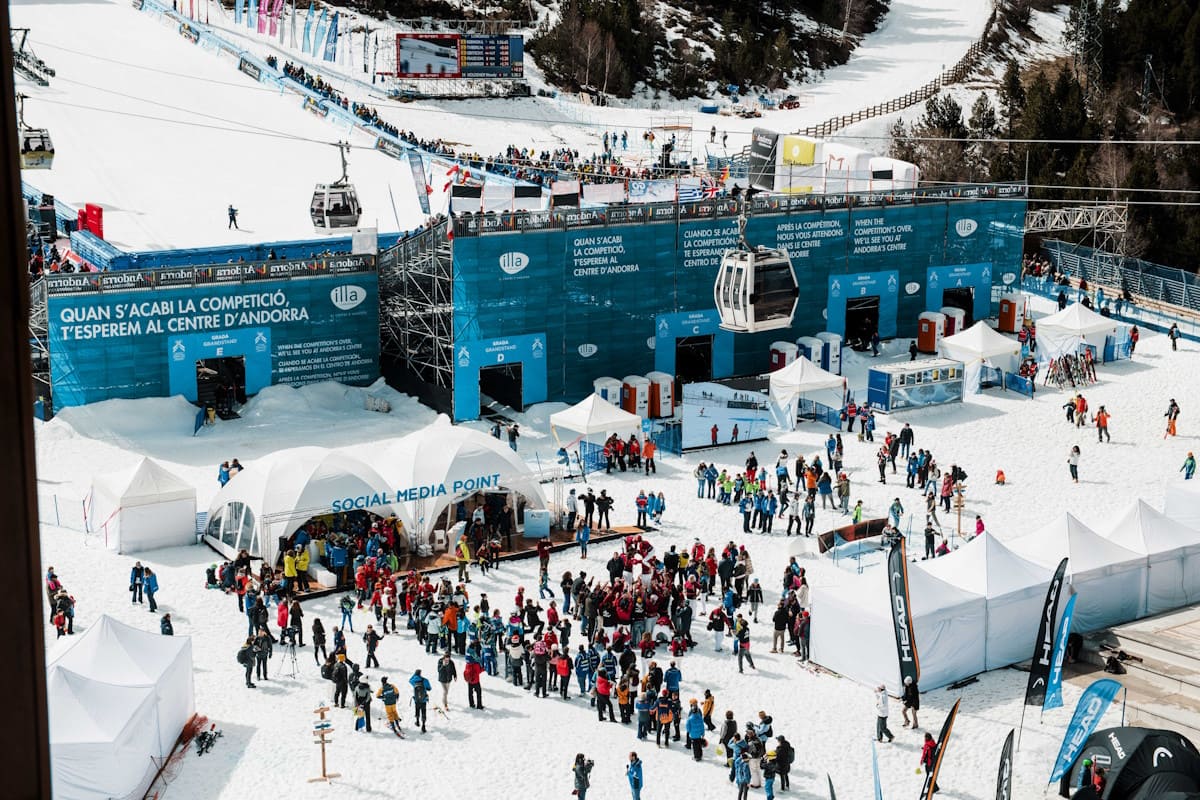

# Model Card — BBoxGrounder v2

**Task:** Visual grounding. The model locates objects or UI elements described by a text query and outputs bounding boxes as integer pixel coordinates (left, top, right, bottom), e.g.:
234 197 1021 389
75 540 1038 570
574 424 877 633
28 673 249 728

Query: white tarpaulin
811 562 986 693
768 356 845 430
48 666 160 800
1037 303 1119 358
205 447 413 565
938 321 1021 393
1008 513 1146 633
920 533 1052 670
550 393 642 441
1103 500 1200 616
89 457 197 553
380 416 547 537
49 614 194 759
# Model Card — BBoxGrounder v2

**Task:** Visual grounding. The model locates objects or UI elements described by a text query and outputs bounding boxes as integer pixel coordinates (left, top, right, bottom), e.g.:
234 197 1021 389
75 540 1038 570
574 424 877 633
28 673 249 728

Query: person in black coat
160 613 174 636
332 656 350 707
902 675 920 728
312 617 328 664
775 735 795 790
237 638 256 688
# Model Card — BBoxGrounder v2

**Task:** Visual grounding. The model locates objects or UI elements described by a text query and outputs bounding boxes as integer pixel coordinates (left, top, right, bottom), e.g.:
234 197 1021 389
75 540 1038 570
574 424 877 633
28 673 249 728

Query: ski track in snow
38 296 1184 798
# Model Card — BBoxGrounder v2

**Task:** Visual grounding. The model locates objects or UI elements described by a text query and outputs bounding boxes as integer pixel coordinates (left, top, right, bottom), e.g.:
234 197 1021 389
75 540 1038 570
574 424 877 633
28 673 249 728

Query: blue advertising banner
1044 593 1078 712
654 309 734 378
48 274 379 408
452 332 548 421
1049 678 1123 783
926 262 993 321
825 270 899 338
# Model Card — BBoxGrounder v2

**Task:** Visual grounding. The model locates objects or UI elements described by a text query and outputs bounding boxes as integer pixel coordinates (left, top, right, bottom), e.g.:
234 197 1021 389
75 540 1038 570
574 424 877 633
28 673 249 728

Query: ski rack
12 29 56 86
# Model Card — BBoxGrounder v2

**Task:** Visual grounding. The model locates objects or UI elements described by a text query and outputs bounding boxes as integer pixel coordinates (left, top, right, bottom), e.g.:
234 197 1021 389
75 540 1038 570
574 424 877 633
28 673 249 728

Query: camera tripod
283 641 299 678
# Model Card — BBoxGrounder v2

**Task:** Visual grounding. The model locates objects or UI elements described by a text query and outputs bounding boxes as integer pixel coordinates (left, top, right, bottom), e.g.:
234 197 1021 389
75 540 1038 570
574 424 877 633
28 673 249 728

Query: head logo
1153 747 1174 767
955 219 978 237
330 285 367 311
578 343 598 358
499 252 529 275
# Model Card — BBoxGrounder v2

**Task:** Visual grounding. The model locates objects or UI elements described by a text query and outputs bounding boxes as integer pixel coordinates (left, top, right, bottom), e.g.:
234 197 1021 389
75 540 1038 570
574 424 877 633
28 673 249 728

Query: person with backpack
353 676 373 732
376 677 403 736
339 594 355 632
774 735 794 791
237 637 256 688
253 628 272 682
734 615 756 673
409 669 431 733
1169 323 1181 351
332 654 350 707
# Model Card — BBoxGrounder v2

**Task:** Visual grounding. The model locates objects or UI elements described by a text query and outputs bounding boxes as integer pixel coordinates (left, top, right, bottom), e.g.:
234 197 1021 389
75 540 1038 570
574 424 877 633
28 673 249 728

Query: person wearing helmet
1079 758 1094 791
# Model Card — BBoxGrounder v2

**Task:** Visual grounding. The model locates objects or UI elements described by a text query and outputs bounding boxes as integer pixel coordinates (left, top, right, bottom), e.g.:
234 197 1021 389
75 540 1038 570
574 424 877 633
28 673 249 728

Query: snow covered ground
14 0 994 250
39 295 1189 799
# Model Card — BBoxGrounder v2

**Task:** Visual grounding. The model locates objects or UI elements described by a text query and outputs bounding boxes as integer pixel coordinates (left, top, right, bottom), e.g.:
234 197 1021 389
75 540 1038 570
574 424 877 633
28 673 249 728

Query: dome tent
380 415 548 538
47 666 161 800
88 457 197 552
1057 727 1200 800
204 447 414 567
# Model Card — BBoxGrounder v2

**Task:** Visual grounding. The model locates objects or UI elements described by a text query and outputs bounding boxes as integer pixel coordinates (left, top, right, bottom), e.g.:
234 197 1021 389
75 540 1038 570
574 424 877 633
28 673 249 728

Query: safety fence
37 484 88 532
1041 240 1200 316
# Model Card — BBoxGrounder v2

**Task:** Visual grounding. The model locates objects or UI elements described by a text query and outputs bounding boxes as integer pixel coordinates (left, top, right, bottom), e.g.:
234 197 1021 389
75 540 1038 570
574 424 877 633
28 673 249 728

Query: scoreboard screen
395 33 524 79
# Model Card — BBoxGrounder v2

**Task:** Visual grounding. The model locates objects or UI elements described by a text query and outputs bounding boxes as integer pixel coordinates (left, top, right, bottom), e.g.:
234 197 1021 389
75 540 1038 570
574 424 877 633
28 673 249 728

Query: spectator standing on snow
627 752 644 800
1095 405 1111 443
129 561 145 605
902 675 920 728
1166 399 1181 437
143 567 160 612
237 637 256 688
160 613 174 635
1182 452 1196 480
1068 445 1081 483
312 617 327 664
574 754 594 800
920 732 940 793
1169 323 1181 351
875 684 895 742
437 652 457 710
227 204 239 229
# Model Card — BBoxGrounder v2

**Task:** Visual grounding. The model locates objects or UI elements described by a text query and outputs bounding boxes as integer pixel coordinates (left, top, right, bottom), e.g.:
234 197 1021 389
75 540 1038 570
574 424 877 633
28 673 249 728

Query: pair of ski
388 705 448 738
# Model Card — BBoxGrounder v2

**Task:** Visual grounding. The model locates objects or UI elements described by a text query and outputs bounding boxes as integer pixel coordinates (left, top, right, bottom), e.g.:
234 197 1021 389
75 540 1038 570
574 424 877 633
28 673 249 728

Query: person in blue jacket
574 645 591 696
739 494 753 533
762 492 778 533
635 691 654 739
664 661 682 693
143 567 160 613
705 464 719 499
627 751 644 800
685 699 707 760
409 669 432 733
734 751 752 799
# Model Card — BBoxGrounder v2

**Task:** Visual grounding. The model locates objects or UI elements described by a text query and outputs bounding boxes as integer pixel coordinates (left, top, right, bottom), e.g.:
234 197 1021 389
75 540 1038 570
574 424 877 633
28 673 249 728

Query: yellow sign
781 136 816 166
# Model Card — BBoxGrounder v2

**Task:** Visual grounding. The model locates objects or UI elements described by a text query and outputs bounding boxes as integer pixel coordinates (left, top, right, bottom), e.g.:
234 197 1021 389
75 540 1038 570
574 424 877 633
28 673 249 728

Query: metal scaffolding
378 219 455 392
1024 202 1127 255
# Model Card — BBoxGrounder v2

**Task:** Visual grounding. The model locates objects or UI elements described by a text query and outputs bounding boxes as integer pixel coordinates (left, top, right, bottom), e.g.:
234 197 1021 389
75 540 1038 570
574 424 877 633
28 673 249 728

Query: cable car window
754 258 798 320
732 266 745 310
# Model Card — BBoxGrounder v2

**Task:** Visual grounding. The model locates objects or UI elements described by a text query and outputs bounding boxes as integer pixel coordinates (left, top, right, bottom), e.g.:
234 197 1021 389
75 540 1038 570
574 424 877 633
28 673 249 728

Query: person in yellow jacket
701 689 717 732
282 549 298 592
295 548 311 592
456 536 472 583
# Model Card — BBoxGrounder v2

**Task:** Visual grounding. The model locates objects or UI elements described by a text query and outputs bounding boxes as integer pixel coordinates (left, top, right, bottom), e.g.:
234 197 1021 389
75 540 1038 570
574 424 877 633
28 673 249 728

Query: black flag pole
922 698 962 800
995 728 1014 800
1018 557 1068 750
888 538 921 687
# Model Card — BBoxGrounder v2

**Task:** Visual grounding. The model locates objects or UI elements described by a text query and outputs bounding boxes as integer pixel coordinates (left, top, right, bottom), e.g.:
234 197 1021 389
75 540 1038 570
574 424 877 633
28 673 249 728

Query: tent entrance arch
479 362 524 413
845 296 880 349
941 287 975 327
675 335 713 389
196 355 245 416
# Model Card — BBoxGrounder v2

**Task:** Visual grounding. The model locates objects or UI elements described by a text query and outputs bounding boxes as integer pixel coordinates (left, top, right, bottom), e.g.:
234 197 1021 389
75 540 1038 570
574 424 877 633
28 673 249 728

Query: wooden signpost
309 703 339 783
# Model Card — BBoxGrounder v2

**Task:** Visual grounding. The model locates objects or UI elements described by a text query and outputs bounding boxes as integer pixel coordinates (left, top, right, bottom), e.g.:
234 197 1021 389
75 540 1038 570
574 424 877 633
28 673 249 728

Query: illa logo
955 218 978 237
499 251 529 275
578 343 598 358
330 285 367 311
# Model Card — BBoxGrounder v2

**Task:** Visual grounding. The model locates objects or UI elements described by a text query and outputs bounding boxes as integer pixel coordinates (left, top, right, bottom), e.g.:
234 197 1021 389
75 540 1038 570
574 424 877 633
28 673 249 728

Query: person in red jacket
555 649 572 699
920 732 940 794
463 657 484 709
596 670 617 722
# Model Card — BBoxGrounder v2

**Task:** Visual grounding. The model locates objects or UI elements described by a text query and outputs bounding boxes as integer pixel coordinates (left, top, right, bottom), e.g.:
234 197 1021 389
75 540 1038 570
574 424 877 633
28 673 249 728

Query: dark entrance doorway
196 356 245 419
941 287 975 327
479 362 524 413
845 296 881 350
675 335 713 395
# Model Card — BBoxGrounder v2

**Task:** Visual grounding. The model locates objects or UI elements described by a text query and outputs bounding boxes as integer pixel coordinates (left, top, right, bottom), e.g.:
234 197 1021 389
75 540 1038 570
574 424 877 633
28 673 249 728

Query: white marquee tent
937 321 1021 393
1037 302 1119 358
380 416 548 538
88 457 197 553
812 560 986 693
205 447 413 566
549 393 642 442
1163 480 1200 531
767 357 845 430
920 533 1052 670
49 614 195 758
1103 500 1200 616
47 666 161 800
1008 513 1145 633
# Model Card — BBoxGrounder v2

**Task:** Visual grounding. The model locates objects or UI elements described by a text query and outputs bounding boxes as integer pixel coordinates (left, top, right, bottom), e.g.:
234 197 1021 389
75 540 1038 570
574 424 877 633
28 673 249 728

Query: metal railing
1042 240 1200 315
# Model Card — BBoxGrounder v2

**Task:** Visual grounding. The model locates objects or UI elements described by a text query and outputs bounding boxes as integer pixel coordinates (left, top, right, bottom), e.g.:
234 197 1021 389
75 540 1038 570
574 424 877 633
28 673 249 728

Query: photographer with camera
573 753 594 799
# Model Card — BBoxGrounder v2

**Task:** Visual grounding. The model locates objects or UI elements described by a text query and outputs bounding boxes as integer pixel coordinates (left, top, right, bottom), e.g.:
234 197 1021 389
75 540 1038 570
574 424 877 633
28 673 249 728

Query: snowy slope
37 299 1189 799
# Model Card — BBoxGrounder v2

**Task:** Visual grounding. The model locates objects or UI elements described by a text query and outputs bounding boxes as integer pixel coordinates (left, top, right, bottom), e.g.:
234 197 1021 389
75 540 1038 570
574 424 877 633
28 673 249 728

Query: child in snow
1182 453 1196 480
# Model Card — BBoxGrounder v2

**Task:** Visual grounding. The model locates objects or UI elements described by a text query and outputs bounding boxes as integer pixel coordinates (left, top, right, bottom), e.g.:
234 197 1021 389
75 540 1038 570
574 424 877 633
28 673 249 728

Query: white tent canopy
1164 480 1200 531
920 533 1052 670
380 415 548 538
938 321 1020 393
1037 302 1119 358
47 666 161 800
1008 513 1145 633
812 561 986 693
89 457 197 553
205 447 414 565
550 393 642 441
1103 500 1200 615
49 614 195 758
768 356 845 430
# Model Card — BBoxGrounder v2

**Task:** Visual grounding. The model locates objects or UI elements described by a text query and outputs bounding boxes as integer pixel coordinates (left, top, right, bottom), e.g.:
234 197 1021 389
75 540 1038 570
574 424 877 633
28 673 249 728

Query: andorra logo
499 251 529 275
955 219 978 237
330 285 367 311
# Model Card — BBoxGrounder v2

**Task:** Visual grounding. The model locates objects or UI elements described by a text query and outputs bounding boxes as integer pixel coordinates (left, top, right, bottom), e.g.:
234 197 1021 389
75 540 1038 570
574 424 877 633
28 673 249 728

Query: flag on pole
995 729 1014 800
311 8 327 56
1049 678 1123 783
247 0 256 28
234 0 243 26
922 698 962 800
322 11 338 62
1025 558 1069 708
301 3 314 53
268 0 279 37
888 539 921 688
871 739 883 800
827 774 837 800
256 0 266 33
1044 593 1077 711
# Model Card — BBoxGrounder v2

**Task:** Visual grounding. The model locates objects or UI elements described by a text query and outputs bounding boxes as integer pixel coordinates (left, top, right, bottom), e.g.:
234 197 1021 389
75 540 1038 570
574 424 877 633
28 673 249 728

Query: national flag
677 178 703 203
702 177 720 199
720 163 730 182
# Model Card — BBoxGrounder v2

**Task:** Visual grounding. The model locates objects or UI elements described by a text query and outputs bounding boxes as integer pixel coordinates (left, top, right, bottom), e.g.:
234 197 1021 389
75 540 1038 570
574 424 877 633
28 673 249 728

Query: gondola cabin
310 182 360 230
19 126 54 170
713 245 800 334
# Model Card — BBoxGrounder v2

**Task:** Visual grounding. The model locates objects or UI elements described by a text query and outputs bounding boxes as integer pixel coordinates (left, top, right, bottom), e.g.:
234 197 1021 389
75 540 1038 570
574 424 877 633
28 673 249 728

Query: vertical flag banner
1049 678 1123 783
888 539 921 687
871 739 883 800
300 2 314 53
256 0 266 33
1025 557 1069 707
268 0 279 37
311 8 328 57
322 11 338 62
409 152 431 215
923 698 962 800
247 0 257 28
1044 593 1078 712
827 774 837 800
995 729 1014 800
234 0 243 25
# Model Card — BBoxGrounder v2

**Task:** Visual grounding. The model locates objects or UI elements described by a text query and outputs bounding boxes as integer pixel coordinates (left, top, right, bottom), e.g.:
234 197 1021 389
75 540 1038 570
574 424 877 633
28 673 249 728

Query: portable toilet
769 341 799 372
621 375 650 418
796 336 823 364
646 371 675 418
593 377 623 405
998 292 1024 333
815 331 843 375
917 312 946 354
940 306 966 336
